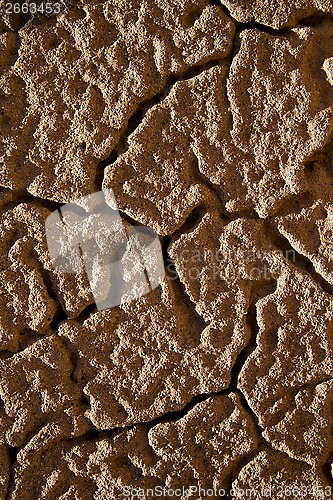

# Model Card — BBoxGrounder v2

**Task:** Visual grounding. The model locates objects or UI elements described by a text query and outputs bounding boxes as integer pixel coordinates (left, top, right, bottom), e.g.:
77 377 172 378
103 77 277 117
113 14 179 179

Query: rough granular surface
0 0 333 498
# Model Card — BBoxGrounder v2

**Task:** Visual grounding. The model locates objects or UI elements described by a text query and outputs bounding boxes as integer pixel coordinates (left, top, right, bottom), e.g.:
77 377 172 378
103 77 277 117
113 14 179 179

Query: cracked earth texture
0 0 333 499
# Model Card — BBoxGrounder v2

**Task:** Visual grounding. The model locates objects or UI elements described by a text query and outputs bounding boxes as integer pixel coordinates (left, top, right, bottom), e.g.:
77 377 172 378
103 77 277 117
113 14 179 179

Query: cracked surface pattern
220 0 333 29
58 273 248 429
11 393 259 498
0 0 333 497
232 448 331 499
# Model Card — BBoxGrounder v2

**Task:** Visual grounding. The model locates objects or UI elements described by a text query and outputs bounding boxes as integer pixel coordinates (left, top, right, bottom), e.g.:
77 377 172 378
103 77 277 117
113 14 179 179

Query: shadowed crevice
75 303 98 322
322 453 333 487
264 220 333 295
304 131 333 181
50 304 68 332
0 188 63 216
170 205 207 238
47 389 239 451
50 305 68 331
236 21 290 35
95 390 240 440
146 389 233 428
118 210 141 227
94 150 119 192
95 59 221 191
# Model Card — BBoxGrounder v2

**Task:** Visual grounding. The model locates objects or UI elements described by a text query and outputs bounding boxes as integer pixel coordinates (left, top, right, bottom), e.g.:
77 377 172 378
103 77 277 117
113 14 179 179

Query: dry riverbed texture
1 0 333 498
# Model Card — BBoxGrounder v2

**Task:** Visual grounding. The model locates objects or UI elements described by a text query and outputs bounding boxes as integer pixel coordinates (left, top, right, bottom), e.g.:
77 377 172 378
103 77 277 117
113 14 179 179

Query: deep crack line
4 446 19 500
0 189 62 213
265 219 333 296
212 0 333 33
95 58 223 191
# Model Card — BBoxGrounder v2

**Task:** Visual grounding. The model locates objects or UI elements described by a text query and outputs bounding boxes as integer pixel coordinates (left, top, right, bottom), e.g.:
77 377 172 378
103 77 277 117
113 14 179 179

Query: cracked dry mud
0 0 333 499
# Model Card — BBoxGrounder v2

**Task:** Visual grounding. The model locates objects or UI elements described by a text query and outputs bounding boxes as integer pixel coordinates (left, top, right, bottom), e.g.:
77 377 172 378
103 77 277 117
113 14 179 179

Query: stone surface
171 215 333 469
275 156 333 285
220 0 333 29
237 255 333 465
0 202 94 352
226 24 333 216
0 335 91 448
103 23 333 232
0 203 58 351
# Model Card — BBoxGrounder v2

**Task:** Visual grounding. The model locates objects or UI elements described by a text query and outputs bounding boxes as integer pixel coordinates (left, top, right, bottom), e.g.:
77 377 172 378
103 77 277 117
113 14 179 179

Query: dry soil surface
0 0 333 498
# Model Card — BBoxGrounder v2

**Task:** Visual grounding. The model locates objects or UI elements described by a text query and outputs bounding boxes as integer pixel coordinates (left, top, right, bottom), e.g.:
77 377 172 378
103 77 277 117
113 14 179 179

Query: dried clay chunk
169 214 333 467
11 393 258 498
0 201 93 353
220 0 333 29
232 448 331 500
103 24 333 232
